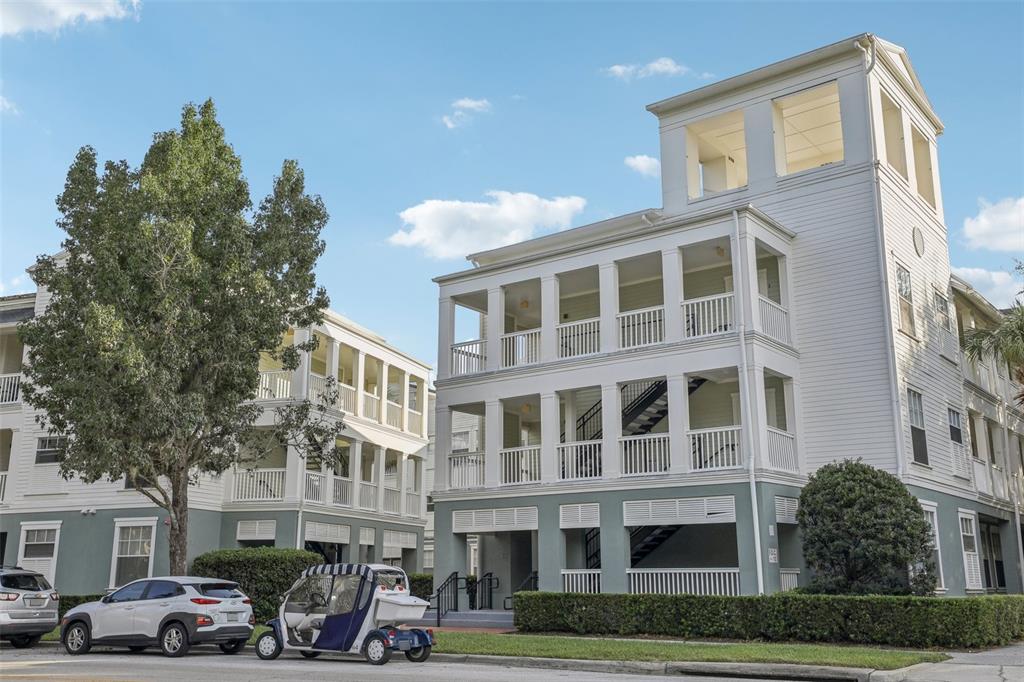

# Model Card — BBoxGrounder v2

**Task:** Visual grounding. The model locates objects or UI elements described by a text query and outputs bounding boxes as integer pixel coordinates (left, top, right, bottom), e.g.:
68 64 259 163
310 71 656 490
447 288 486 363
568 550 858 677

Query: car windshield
1 574 51 591
199 583 243 598
374 570 406 590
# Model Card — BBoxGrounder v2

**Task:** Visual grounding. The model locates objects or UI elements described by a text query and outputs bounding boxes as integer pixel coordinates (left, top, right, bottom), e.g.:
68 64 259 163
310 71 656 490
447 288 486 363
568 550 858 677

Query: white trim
957 508 983 591
917 499 944 591
17 521 61 585
108 517 158 589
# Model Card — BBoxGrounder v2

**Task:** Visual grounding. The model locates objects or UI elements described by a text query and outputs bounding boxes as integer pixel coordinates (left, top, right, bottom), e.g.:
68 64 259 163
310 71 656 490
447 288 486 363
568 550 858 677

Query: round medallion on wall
912 227 925 257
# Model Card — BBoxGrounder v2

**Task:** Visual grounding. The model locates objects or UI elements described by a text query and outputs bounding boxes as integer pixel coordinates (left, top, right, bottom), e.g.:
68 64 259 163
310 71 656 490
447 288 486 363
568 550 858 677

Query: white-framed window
685 109 748 199
109 518 157 588
959 510 983 590
948 409 963 444
896 264 916 336
34 436 67 465
933 291 951 332
17 522 61 584
918 500 944 590
773 80 844 176
907 388 928 465
451 430 472 453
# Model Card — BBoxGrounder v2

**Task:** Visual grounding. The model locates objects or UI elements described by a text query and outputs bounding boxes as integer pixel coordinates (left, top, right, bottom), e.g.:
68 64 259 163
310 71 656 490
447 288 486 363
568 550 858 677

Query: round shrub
191 547 322 620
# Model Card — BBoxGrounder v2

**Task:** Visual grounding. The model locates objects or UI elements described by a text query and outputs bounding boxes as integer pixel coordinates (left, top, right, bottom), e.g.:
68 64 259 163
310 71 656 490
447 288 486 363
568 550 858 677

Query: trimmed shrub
59 594 105 619
408 573 433 600
513 592 1024 649
191 547 322 620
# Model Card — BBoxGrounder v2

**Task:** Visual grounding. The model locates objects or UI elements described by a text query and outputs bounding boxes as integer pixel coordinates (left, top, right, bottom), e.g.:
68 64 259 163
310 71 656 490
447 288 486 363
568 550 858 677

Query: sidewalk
874 643 1024 682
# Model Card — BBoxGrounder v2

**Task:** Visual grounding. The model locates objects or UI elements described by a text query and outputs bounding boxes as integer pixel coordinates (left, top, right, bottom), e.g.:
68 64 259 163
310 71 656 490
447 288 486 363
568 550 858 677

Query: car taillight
50 592 60 601
0 593 18 601
190 597 221 605
388 629 397 639
196 615 213 627
242 598 252 604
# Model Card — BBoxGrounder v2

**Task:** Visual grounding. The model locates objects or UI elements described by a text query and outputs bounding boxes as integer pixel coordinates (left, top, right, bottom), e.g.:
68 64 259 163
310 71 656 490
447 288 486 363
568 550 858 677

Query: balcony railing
627 568 740 596
780 568 800 592
408 409 423 434
332 475 352 507
363 393 380 420
558 441 602 480
449 453 485 489
386 401 402 429
304 471 326 503
359 482 377 510
405 491 420 515
617 306 664 349
0 374 20 404
451 339 486 376
308 373 329 404
620 433 670 476
383 486 401 514
0 472 6 502
765 427 797 472
502 329 541 368
682 293 734 339
951 442 971 479
339 383 357 412
562 569 602 594
499 446 541 484
758 296 791 345
557 318 600 358
257 371 291 400
232 468 286 501
689 426 742 471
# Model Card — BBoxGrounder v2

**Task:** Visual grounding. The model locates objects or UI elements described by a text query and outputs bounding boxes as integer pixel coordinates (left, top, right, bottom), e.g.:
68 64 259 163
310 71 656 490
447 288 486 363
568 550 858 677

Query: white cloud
952 266 1023 308
1 0 140 36
0 275 30 295
441 97 492 129
452 97 491 113
389 190 587 259
963 197 1024 252
605 57 700 82
624 154 660 178
0 96 18 115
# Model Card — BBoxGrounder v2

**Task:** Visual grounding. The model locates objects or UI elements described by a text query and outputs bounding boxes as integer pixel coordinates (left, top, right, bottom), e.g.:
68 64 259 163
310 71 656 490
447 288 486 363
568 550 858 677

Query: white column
291 327 311 399
540 392 559 483
733 219 761 333
418 458 427 518
437 297 454 379
379 361 390 425
746 365 769 470
401 370 410 432
744 100 779 193
434 405 451 491
326 338 340 382
667 374 689 474
484 399 502 487
836 72 872 167
284 444 304 504
540 275 559 362
486 287 504 371
783 378 803 473
354 349 365 417
600 383 620 478
599 263 619 353
375 446 386 511
564 391 578 442
661 248 683 343
398 452 409 515
659 122 688 214
351 440 363 489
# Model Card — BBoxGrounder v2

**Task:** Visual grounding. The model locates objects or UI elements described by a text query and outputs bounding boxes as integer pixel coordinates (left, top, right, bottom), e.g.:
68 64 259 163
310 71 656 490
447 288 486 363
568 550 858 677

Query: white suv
61 577 254 657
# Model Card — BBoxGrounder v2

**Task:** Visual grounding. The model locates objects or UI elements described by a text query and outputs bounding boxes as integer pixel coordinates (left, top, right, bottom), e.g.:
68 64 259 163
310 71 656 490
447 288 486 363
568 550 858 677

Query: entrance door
979 522 1006 590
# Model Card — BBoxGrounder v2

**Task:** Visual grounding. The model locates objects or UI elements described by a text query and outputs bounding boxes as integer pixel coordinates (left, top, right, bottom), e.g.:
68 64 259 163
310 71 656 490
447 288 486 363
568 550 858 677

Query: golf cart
256 563 432 665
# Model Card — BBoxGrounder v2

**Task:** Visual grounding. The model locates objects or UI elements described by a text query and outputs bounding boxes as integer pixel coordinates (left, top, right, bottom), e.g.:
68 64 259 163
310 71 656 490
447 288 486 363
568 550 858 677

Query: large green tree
19 100 341 574
963 261 1024 407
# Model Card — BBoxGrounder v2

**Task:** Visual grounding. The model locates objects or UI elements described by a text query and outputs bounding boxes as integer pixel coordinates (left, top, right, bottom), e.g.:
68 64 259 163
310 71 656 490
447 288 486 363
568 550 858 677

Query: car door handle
159 603 170 607
124 606 134 610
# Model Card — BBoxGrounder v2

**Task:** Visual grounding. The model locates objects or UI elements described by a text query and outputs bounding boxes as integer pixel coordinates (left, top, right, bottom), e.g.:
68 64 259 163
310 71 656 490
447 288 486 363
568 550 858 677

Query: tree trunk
168 468 190 576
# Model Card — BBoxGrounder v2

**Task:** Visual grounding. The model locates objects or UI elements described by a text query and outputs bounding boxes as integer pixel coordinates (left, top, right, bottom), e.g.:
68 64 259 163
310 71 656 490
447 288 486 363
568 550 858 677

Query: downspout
734 209 765 595
856 38 907 480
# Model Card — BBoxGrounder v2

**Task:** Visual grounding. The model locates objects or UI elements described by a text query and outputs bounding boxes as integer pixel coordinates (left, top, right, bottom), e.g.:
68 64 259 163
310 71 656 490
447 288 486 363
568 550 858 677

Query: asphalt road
0 644 791 681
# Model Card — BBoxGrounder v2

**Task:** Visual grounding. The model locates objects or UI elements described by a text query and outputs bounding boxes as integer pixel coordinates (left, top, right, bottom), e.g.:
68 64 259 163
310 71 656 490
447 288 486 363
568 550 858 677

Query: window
145 580 183 600
199 583 243 598
960 512 983 590
108 581 148 603
933 292 950 332
686 109 747 199
111 523 154 587
22 528 56 558
880 91 907 178
327 575 362 616
451 430 471 453
907 388 928 465
34 437 67 465
774 81 844 175
911 126 936 207
948 409 963 444
0 573 51 591
896 264 916 335
919 502 944 590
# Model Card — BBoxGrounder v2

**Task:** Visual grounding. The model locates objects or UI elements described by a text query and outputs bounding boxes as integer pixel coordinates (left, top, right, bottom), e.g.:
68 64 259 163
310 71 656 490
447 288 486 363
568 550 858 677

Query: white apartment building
0 282 432 595
430 34 1024 605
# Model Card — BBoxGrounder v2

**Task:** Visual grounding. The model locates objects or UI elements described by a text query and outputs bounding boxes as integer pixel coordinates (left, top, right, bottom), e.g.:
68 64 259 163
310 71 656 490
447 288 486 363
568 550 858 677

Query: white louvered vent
452 506 539 533
305 521 350 544
236 520 277 541
622 496 736 527
383 530 417 549
359 527 376 545
559 503 600 529
774 496 799 524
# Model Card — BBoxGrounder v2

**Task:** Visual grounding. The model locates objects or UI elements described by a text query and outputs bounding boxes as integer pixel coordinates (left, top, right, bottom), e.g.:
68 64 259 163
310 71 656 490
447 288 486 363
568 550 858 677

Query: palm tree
962 263 1024 407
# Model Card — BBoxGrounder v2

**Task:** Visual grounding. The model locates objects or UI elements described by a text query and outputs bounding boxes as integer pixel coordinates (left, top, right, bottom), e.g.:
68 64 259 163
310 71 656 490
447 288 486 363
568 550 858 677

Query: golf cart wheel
405 645 431 662
255 631 282 660
63 622 92 655
219 639 246 654
363 634 391 665
299 650 321 658
9 635 41 649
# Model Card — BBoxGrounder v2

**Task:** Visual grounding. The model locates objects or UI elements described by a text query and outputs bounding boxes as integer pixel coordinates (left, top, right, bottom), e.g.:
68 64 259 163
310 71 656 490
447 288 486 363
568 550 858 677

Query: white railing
618 306 665 348
386 401 402 429
232 468 286 501
501 329 541 368
758 296 791 345
682 293 734 339
558 441 602 480
620 433 670 476
451 339 486 376
408 409 423 434
363 393 380 420
973 459 993 497
557 318 600 358
951 442 971 479
308 373 329 403
332 476 352 507
0 374 20 404
256 371 291 400
500 446 541 484
304 471 326 503
405 491 420 516
449 453 485 489
338 383 357 412
359 482 377 510
383 487 401 514
627 568 741 596
765 427 798 472
0 472 6 502
562 569 602 594
689 426 743 471
780 569 800 592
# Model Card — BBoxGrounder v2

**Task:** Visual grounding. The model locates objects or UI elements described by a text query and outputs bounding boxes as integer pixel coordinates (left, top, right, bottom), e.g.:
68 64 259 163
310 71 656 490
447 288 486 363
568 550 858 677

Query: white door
93 581 148 638
133 580 181 638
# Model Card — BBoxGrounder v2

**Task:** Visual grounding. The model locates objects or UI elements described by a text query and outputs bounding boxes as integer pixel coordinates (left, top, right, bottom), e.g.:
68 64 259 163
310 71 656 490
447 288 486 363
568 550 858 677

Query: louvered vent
622 496 736 526
559 503 600 529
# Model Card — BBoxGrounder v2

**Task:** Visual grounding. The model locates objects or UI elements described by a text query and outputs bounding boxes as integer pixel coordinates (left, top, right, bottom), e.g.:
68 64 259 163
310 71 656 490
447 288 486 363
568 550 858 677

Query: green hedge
59 594 105 619
514 592 1024 649
408 573 433 600
191 547 322 621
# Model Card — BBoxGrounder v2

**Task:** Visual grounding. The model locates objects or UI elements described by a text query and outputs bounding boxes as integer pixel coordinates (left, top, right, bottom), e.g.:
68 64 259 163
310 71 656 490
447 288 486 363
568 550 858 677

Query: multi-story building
0 281 432 595
430 34 1024 603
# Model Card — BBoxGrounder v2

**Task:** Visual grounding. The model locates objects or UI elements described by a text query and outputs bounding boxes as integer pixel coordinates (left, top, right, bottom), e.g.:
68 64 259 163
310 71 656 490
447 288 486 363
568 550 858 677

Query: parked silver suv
0 567 60 648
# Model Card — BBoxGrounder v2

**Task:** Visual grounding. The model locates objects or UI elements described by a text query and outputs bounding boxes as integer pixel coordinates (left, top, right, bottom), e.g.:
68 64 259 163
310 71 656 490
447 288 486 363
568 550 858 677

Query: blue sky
2 1 1022 370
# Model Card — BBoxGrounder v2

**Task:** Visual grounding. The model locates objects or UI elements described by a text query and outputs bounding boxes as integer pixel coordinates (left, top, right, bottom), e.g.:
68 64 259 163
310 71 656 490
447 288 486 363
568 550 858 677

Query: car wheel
159 622 190 658
255 631 282 660
405 645 431 663
63 622 92 655
363 634 391 665
128 645 147 653
219 639 246 654
299 650 321 658
9 635 41 649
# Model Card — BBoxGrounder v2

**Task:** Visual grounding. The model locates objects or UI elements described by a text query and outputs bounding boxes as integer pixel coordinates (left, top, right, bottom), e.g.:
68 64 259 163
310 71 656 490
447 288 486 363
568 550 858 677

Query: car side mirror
101 595 112 604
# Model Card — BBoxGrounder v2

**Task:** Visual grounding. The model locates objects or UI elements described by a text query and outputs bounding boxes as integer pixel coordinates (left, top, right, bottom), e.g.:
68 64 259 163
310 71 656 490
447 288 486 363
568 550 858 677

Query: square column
600 383 621 479
291 327 311 399
350 440 363 490
375 446 387 511
401 370 410 431
325 337 340 383
398 453 408 515
379 361 390 425
745 365 769 471
537 501 566 592
437 297 454 379
540 275 559 362
598 263 619 354
783 378 804 473
732 220 761 332
417 459 427 517
354 349 365 417
662 248 684 343
598 500 629 593
284 444 305 504
666 374 690 474
433 406 451 491
486 287 504 371
540 392 560 483
484 399 502 487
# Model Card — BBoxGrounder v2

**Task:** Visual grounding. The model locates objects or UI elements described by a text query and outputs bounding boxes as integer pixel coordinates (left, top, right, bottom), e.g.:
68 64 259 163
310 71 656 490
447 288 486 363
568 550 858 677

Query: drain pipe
734 209 765 595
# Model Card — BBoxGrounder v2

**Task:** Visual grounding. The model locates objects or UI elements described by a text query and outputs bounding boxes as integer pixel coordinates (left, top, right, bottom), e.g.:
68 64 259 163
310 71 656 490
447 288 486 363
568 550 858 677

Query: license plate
226 612 239 622
398 640 411 651
25 599 45 608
